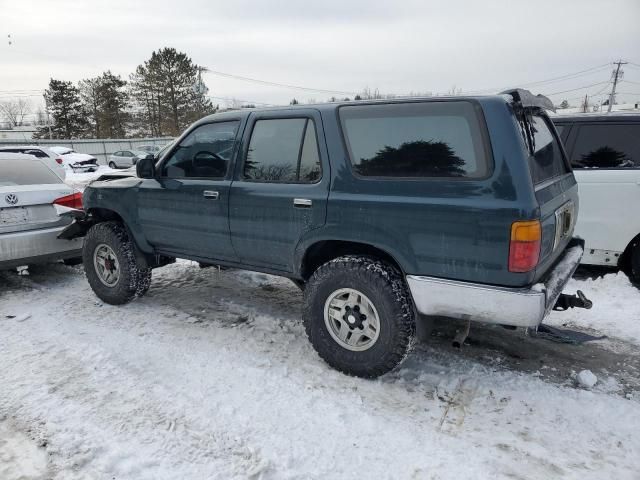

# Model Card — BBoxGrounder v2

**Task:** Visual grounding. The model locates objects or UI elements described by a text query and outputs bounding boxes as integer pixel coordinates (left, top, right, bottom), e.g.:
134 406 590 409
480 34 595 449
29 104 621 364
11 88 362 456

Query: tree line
35 47 215 139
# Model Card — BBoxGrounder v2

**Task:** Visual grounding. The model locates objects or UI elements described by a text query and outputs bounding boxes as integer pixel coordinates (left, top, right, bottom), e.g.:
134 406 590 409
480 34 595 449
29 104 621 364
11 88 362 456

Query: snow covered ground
1 261 639 479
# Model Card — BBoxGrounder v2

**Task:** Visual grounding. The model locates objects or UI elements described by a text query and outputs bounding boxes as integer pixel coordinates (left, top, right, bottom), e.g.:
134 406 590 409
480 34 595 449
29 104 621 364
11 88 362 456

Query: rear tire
109 161 117 169
303 255 416 378
83 221 151 305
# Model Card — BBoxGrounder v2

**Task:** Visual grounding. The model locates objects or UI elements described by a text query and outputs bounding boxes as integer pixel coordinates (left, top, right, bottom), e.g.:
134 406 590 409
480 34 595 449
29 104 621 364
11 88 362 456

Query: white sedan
107 150 154 169
49 146 99 172
0 153 84 269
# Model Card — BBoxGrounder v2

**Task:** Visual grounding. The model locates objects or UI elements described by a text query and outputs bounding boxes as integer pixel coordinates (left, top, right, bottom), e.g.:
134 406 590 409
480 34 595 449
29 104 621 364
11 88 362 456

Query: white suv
553 114 640 281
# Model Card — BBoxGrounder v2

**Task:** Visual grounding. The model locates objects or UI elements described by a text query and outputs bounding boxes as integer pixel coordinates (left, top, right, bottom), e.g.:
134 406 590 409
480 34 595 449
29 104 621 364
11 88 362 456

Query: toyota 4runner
60 90 592 378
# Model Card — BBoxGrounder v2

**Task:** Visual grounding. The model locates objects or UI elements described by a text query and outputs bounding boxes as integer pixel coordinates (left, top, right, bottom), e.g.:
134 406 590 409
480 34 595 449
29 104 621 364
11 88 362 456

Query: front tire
109 161 117 169
303 256 416 378
83 221 152 305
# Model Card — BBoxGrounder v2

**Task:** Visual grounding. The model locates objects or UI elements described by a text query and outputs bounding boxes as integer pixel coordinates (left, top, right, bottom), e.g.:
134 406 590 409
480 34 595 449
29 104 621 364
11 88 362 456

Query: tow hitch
553 290 593 311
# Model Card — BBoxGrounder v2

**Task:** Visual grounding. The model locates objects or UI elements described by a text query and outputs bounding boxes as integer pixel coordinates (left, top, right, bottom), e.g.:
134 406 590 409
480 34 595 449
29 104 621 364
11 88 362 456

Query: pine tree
79 72 129 138
37 79 88 139
129 47 215 136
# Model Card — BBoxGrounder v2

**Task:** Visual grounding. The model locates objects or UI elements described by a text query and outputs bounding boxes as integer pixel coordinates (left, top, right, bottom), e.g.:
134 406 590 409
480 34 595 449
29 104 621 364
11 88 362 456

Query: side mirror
136 157 155 178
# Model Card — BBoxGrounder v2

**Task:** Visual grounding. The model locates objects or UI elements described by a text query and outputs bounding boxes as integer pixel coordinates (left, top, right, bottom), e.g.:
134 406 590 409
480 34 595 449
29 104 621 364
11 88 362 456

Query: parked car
0 153 84 269
0 145 66 179
96 142 176 181
137 144 164 154
49 146 99 172
61 90 591 378
107 150 154 169
552 114 640 281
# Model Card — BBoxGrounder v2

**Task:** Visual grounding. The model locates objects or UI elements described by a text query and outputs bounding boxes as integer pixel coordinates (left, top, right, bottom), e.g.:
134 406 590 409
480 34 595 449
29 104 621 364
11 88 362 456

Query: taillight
53 192 83 209
55 157 64 165
508 220 541 273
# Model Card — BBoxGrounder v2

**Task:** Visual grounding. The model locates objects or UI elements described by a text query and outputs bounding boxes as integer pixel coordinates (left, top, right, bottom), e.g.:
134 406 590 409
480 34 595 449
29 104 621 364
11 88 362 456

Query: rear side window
570 124 640 169
0 160 62 186
244 118 321 183
529 113 569 184
339 101 489 178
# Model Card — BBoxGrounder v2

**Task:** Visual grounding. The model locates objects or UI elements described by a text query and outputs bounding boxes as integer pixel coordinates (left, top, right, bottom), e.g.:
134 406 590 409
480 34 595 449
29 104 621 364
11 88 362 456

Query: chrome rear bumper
406 242 584 328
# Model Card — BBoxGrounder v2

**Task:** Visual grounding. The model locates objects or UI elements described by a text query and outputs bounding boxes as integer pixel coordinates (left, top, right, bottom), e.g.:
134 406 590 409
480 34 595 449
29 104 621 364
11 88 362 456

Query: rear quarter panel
311 97 539 287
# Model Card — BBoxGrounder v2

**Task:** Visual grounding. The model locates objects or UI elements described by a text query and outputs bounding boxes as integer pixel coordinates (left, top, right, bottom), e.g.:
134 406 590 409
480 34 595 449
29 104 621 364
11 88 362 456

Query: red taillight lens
55 157 64 165
53 192 83 209
508 220 541 273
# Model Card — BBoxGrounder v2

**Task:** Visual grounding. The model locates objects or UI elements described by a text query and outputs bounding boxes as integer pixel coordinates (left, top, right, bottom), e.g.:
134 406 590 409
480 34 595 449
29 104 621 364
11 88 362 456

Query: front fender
81 180 154 253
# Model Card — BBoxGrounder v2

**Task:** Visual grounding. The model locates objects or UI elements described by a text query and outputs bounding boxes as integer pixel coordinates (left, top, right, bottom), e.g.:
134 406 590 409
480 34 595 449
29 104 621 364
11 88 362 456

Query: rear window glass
529 113 569 184
339 101 489 178
570 124 640 169
0 160 62 186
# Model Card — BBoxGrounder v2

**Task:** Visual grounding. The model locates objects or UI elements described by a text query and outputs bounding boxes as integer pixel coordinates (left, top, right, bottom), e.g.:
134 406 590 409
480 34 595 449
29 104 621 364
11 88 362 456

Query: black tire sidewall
83 222 146 305
304 257 415 378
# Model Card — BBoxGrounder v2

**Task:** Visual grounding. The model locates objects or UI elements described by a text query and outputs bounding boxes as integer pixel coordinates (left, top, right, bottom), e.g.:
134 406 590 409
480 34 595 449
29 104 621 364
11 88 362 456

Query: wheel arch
298 239 406 280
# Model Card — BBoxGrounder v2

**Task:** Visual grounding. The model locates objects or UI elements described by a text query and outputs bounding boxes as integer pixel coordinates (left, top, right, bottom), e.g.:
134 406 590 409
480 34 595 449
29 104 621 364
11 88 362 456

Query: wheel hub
93 243 120 287
324 288 380 352
343 305 366 329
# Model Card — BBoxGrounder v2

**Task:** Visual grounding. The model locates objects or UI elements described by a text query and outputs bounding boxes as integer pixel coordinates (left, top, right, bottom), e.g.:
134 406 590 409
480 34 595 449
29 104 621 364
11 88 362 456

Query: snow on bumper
406 240 584 328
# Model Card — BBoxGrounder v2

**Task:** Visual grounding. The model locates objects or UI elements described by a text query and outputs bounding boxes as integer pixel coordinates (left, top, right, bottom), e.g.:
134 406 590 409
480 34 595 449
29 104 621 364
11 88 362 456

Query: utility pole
43 91 52 139
607 60 627 113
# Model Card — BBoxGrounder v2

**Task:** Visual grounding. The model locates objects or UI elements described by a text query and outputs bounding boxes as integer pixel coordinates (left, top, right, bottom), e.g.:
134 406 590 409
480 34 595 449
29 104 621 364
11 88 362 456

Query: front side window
162 121 239 178
571 124 640 169
339 101 489 178
243 118 321 183
529 113 569 184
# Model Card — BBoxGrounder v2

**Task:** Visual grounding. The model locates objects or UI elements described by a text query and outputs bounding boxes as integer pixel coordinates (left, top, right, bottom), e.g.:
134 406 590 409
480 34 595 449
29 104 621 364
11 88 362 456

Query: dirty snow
1 261 639 479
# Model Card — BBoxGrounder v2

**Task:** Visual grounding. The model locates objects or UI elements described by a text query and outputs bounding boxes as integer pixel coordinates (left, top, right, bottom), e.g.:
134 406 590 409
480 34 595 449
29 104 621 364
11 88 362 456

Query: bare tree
0 98 31 127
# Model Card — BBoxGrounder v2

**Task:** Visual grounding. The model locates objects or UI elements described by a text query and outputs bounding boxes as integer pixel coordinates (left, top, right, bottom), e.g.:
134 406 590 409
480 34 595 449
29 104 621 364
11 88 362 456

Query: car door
567 122 640 261
229 109 329 271
137 119 242 261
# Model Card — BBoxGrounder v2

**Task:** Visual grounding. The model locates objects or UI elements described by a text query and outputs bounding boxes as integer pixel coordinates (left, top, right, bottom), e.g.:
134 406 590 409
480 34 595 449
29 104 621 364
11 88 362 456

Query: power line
464 63 612 94
204 68 358 96
544 81 611 96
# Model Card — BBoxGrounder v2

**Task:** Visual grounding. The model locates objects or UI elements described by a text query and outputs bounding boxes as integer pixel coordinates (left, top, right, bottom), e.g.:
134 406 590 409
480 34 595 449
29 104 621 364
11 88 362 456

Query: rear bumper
0 226 83 269
406 240 584 328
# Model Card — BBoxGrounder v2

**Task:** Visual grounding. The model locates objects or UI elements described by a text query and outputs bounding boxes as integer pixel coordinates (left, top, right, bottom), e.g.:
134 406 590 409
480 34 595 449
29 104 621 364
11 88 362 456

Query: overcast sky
1 0 639 115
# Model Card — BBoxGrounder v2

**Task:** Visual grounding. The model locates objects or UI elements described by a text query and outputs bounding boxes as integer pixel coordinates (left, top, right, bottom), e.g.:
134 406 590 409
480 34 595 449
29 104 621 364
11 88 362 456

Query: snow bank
547 272 640 344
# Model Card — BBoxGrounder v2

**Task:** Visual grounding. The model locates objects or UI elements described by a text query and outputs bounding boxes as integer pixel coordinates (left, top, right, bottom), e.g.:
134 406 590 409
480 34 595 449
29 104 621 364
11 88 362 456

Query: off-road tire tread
83 221 152 305
303 255 416 378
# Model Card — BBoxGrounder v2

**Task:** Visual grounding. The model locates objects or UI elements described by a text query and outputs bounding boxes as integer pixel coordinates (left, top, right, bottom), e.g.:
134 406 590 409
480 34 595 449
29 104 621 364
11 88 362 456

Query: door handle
203 190 219 200
293 198 312 208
